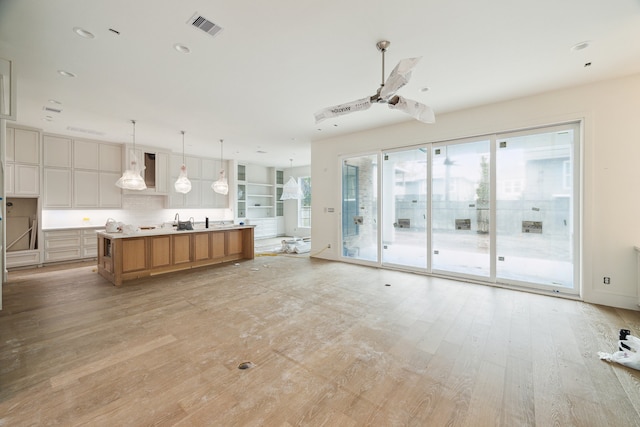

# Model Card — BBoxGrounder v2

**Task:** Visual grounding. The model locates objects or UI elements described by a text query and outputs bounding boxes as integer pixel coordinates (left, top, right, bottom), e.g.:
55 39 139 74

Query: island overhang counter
97 225 255 286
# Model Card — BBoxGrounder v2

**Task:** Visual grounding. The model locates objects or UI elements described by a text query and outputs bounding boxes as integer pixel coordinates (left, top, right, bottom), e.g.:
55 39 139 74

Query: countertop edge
97 225 256 239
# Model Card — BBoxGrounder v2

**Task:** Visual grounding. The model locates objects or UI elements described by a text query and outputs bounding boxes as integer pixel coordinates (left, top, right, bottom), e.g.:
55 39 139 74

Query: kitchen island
97 225 255 286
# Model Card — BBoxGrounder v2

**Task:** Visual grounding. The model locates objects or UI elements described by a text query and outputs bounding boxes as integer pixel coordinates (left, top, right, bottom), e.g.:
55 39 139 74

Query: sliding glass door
431 139 491 278
381 148 428 269
495 124 578 290
340 122 579 294
342 154 378 263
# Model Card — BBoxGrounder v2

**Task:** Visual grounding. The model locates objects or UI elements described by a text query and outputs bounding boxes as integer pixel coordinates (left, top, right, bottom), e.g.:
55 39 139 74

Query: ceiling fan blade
388 95 435 123
379 57 421 100
314 97 372 124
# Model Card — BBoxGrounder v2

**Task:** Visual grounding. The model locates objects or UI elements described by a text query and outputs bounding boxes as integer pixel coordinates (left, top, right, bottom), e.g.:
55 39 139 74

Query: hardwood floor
1 256 639 426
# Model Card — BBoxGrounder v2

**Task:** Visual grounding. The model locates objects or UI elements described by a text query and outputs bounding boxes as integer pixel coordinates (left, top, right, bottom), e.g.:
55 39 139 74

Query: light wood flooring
1 256 640 426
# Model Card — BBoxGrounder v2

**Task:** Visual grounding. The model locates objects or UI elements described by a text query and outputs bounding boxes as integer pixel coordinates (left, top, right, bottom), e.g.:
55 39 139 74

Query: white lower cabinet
250 218 277 239
82 229 100 258
44 228 103 263
44 230 82 262
6 250 41 268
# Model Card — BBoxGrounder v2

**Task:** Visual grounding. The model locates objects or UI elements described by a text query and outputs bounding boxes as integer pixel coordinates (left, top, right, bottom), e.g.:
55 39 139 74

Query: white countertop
43 225 107 231
97 224 255 239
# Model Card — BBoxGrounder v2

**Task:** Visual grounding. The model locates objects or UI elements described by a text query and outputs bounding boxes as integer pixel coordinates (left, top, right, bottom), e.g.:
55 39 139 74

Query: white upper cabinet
6 126 41 196
43 135 72 168
201 158 216 180
13 128 40 164
44 168 72 208
73 170 100 207
73 140 99 170
185 156 201 178
99 143 122 172
42 134 123 208
6 126 14 161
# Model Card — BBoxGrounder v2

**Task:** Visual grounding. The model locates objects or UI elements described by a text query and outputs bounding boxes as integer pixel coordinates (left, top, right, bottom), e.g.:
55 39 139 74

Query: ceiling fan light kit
314 40 435 125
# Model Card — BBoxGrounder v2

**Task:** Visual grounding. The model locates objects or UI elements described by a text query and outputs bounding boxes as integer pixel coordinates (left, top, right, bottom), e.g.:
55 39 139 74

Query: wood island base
97 226 255 286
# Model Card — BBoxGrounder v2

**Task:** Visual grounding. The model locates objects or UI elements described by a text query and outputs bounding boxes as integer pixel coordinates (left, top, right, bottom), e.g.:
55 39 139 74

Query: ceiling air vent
66 126 105 136
43 106 62 113
188 13 223 38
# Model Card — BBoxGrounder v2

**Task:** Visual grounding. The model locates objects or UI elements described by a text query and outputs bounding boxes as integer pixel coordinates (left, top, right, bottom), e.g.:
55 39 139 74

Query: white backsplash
42 194 234 229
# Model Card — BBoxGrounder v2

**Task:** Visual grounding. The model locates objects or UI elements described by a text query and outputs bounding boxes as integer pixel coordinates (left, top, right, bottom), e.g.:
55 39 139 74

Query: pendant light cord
181 131 186 164
131 120 136 150
220 139 224 170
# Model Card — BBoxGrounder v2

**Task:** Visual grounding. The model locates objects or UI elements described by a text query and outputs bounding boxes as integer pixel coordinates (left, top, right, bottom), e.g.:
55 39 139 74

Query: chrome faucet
174 213 180 225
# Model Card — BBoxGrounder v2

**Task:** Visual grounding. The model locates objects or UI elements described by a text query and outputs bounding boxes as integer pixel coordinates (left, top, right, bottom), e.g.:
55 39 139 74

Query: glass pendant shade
280 158 301 200
174 130 192 193
280 176 302 200
116 120 147 190
174 165 192 193
212 138 228 195
212 170 229 195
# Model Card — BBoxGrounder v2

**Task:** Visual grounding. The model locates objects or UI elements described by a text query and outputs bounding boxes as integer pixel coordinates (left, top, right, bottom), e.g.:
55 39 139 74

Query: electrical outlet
604 277 611 285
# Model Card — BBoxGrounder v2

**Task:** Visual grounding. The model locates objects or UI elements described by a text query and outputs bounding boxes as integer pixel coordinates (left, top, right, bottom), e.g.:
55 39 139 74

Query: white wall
282 165 311 237
310 72 640 310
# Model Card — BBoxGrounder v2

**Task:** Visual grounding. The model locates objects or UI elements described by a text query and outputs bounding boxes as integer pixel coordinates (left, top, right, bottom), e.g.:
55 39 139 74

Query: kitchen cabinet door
99 143 122 172
200 180 214 207
14 128 39 164
44 135 72 167
5 163 14 194
6 126 14 161
185 179 201 207
14 164 40 195
74 140 99 170
73 170 99 207
99 172 122 208
43 168 72 207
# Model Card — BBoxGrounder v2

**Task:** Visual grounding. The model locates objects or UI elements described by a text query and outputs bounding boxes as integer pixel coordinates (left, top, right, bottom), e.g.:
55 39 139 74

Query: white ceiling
1 0 639 168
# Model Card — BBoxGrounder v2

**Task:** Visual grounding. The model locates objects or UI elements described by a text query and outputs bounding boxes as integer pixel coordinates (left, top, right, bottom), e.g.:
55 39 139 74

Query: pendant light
280 158 302 200
115 120 147 190
174 130 192 193
212 138 229 195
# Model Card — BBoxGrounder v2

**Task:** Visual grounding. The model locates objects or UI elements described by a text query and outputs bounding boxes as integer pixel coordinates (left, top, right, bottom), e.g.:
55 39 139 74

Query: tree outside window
298 176 311 227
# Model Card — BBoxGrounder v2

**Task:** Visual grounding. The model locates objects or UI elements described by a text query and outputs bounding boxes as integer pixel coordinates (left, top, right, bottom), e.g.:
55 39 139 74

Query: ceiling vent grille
66 126 104 136
43 106 62 113
188 13 223 38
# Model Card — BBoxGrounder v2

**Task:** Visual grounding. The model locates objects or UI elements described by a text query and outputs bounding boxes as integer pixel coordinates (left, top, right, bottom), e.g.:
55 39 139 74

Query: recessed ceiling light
256 150 267 154
48 99 62 105
73 27 95 39
57 70 77 78
43 116 53 122
108 28 120 35
570 41 591 52
174 43 191 54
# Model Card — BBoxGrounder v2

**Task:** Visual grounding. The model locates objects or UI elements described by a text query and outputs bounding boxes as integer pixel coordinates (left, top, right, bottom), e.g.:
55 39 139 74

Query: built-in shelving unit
235 163 283 238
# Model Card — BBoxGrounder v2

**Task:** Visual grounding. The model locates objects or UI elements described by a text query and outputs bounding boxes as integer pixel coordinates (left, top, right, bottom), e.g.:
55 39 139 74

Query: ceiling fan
314 40 435 125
